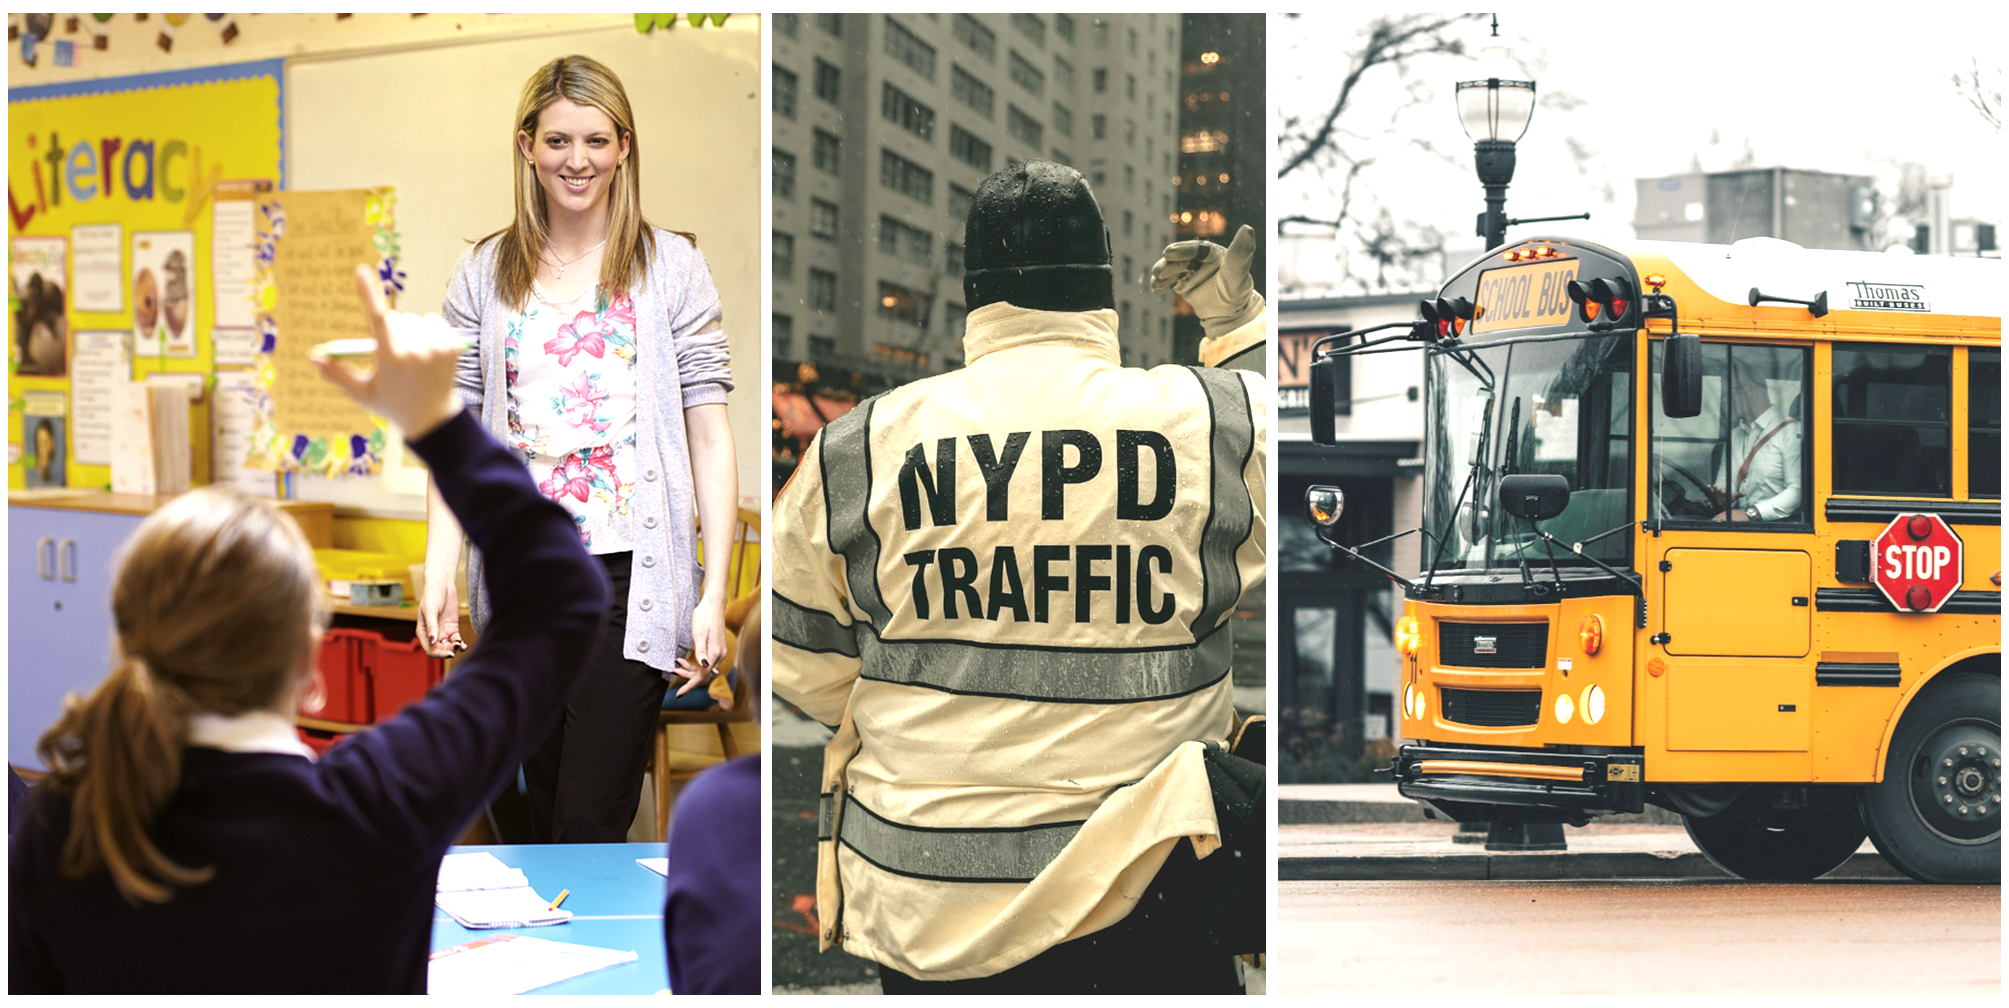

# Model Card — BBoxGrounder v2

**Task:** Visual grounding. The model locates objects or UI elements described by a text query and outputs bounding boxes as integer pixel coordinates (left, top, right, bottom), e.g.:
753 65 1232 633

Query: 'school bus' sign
1474 258 1578 333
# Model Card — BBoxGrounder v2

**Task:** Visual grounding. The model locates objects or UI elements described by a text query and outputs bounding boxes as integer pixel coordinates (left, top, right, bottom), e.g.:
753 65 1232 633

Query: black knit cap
962 159 1114 312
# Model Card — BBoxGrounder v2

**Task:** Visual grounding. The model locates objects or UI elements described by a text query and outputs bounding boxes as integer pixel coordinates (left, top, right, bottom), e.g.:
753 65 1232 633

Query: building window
881 83 936 141
810 199 839 241
809 269 838 312
1093 67 1107 93
1124 164 1135 191
774 13 799 38
812 129 842 174
1053 54 1074 91
878 215 933 267
1011 13 1045 47
1051 148 1071 166
951 66 995 119
946 241 964 275
884 17 936 79
1091 113 1107 139
949 126 993 172
773 231 795 280
772 66 798 119
880 149 934 204
1127 73 1136 101
1123 210 1133 237
1055 14 1075 43
809 335 836 359
1009 51 1045 96
873 343 929 369
773 312 793 360
949 184 976 221
773 150 796 200
814 59 841 103
954 13 995 61
1007 106 1043 148
815 12 842 36
877 281 930 326
945 302 967 340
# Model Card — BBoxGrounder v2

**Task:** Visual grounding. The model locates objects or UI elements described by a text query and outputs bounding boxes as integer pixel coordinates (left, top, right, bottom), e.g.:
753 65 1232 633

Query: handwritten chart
248 188 398 475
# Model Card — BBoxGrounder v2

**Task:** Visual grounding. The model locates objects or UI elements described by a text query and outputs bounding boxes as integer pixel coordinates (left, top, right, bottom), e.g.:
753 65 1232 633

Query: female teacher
420 54 738 842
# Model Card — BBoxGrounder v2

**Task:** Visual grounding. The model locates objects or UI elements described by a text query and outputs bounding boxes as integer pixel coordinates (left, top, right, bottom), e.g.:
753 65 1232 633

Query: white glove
1150 224 1262 339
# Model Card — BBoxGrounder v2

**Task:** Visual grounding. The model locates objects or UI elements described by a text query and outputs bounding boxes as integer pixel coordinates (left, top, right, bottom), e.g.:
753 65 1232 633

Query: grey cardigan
445 226 733 673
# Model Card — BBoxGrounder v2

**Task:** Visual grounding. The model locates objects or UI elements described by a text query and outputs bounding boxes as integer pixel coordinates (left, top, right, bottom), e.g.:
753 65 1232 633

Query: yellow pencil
548 888 570 911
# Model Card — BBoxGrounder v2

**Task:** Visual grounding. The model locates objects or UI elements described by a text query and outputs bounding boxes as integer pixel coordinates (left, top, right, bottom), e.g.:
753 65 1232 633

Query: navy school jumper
9 410 610 994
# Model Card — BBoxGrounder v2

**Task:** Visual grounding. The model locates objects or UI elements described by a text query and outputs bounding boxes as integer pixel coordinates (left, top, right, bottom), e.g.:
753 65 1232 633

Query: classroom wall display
131 229 196 357
6 58 282 489
9 234 67 376
21 389 66 486
245 187 396 477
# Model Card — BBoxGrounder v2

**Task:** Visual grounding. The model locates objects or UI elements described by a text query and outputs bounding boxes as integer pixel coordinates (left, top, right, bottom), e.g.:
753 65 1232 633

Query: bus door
1647 340 1817 754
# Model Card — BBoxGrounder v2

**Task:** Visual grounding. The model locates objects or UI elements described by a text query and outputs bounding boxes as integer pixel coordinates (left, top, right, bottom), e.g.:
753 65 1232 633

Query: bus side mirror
1663 333 1703 419
1310 355 1340 446
1499 473 1572 522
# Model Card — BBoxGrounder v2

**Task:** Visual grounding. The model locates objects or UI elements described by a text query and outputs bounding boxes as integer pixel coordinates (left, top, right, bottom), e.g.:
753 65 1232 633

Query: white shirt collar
186 709 318 761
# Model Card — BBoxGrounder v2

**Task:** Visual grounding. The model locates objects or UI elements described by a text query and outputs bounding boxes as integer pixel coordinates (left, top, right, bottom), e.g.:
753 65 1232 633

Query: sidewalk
1279 784 1904 881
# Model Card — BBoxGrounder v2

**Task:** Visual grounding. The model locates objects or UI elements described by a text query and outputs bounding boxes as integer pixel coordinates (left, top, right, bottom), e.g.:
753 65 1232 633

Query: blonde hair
489 55 666 311
35 487 325 905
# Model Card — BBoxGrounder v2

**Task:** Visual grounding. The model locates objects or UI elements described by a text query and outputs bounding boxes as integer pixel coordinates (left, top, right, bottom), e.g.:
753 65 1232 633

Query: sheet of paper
428 936 638 996
71 223 124 313
109 380 156 495
437 851 530 892
211 370 272 495
211 199 259 329
211 325 259 368
636 857 669 877
69 331 129 466
434 887 574 930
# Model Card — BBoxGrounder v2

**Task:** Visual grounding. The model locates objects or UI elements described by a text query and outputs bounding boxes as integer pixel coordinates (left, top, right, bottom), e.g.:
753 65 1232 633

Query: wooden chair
649 507 762 841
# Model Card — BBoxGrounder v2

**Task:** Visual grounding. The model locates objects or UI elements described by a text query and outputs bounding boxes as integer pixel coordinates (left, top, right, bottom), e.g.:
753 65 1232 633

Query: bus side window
1652 343 1808 524
1970 348 2000 499
1832 344 1953 498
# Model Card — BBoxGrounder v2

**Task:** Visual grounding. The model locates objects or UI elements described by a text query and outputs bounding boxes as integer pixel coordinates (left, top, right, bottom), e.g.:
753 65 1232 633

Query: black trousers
523 551 669 843
877 839 1244 995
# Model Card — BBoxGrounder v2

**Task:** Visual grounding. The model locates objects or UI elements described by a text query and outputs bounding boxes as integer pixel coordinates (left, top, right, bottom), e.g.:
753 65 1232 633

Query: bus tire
1683 805 1866 880
1862 673 2001 884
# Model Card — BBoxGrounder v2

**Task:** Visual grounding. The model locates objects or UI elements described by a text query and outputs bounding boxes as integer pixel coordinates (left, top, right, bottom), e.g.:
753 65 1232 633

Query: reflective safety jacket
771 303 1268 979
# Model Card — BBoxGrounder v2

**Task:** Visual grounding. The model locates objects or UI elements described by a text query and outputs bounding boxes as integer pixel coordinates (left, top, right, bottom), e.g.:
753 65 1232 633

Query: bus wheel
1683 806 1866 880
1862 673 2001 883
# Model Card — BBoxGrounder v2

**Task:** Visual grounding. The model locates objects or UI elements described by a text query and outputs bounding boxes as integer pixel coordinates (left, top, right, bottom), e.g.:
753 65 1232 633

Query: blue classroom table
432 842 668 996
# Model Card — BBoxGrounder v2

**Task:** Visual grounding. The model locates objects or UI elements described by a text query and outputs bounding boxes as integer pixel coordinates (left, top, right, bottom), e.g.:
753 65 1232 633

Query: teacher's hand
312 264 464 439
417 571 465 658
670 595 729 700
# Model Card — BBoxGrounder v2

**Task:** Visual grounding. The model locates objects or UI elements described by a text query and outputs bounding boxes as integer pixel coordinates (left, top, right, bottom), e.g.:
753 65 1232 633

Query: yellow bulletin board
6 59 283 490
248 188 396 475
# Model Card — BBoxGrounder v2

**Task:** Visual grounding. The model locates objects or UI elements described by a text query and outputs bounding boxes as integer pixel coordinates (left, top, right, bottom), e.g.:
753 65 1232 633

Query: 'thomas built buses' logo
1846 281 1930 312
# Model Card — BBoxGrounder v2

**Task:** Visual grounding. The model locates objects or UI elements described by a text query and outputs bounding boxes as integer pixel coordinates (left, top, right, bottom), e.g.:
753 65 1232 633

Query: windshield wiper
1423 395 1494 591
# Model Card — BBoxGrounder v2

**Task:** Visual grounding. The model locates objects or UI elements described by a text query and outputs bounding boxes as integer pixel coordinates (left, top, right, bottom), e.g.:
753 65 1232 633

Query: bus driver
1711 367 1801 522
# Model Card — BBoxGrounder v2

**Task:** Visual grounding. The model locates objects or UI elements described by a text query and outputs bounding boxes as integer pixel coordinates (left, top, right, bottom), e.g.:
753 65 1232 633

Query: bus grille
1438 622 1548 668
1440 688 1543 727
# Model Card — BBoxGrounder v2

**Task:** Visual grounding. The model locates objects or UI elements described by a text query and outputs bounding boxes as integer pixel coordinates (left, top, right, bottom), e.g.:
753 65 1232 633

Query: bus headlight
1414 686 1428 722
1581 684 1606 725
1403 684 1416 719
1578 614 1603 656
1395 615 1421 656
1554 692 1575 724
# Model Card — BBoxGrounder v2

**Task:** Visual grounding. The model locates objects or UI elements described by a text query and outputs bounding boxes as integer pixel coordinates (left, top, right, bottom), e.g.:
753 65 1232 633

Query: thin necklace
542 238 607 280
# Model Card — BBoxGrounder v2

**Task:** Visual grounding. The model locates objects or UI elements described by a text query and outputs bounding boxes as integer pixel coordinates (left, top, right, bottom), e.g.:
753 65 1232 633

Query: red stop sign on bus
1872 513 1965 613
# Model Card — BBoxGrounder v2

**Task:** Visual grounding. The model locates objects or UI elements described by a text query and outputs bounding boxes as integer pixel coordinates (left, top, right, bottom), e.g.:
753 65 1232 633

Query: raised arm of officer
1151 223 1266 369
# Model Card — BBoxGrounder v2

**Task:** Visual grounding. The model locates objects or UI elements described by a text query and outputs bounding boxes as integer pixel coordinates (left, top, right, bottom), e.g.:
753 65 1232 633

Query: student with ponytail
9 267 609 993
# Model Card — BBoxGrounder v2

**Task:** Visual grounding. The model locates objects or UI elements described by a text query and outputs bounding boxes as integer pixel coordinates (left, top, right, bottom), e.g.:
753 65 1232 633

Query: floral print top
505 283 639 551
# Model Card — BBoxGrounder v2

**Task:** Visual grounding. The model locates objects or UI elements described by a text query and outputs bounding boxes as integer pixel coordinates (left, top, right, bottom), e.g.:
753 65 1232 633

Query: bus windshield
1423 332 1634 575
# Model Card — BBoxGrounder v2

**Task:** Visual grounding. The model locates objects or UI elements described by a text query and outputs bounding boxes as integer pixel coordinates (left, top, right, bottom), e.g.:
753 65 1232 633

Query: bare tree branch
1951 56 2002 133
1277 14 1482 178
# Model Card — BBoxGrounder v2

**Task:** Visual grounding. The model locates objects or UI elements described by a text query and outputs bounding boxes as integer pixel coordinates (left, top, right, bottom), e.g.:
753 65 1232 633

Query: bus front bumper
1393 744 1646 824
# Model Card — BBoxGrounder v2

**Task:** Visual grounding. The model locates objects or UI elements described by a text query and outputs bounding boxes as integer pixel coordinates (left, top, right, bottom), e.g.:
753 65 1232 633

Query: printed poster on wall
70 223 123 313
132 230 197 358
247 187 401 476
21 390 66 487
10 235 68 376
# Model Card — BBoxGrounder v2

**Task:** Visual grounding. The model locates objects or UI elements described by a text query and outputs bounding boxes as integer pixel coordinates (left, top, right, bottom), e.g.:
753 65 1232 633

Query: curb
1279 850 1904 882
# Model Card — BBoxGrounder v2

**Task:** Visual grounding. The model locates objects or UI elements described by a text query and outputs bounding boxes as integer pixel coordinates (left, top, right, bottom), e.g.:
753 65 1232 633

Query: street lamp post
1456 21 1536 251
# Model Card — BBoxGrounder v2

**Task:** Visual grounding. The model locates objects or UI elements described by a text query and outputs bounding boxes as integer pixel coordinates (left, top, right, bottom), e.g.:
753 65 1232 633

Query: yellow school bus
1304 236 2001 881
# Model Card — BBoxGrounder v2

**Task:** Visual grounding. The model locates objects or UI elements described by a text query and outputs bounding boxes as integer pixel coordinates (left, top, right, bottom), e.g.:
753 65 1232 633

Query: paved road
1277 879 2000 994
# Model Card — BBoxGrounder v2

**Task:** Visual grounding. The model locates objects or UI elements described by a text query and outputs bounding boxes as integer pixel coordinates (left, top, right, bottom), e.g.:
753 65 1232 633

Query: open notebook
435 851 573 929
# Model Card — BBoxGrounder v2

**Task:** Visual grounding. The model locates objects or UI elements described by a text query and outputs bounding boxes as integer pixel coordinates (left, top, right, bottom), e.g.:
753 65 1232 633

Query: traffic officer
770 159 1267 992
